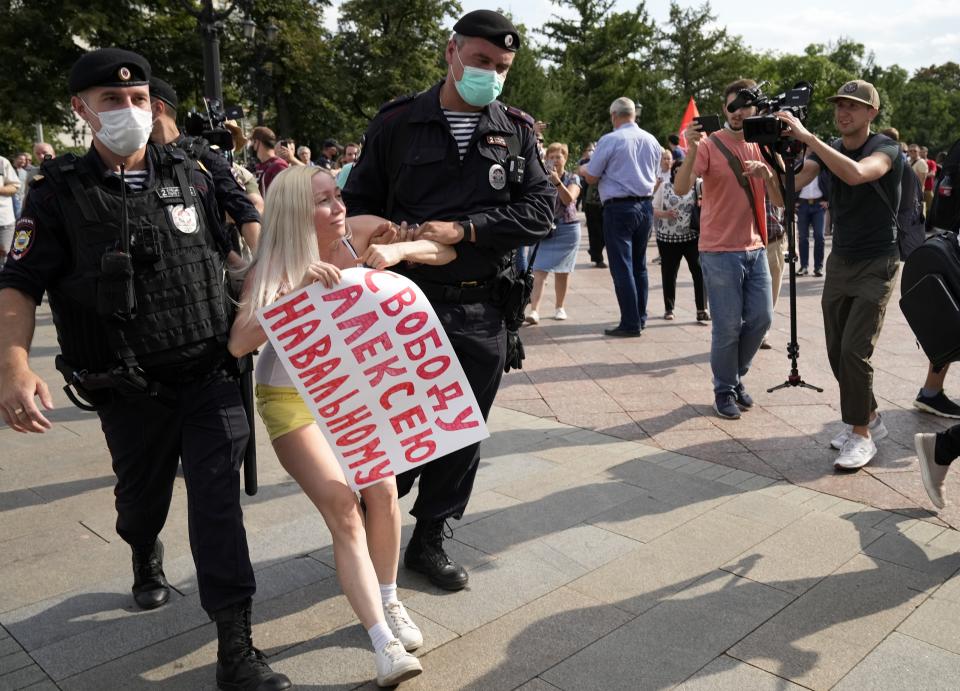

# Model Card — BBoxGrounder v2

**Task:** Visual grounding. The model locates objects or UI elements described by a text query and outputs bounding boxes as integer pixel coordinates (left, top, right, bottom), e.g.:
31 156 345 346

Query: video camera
727 81 813 145
184 98 245 159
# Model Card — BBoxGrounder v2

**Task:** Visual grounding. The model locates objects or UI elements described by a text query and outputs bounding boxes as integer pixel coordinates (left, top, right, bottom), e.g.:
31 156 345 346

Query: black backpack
929 139 960 233
899 231 960 368
829 134 925 259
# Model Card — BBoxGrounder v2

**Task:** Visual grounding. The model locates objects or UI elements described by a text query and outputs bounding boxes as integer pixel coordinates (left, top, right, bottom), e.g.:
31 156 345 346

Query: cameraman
776 80 903 470
149 78 261 255
675 79 782 420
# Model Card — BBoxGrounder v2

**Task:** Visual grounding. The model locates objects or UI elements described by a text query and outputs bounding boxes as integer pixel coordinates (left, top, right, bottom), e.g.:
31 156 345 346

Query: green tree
539 0 658 150
653 1 757 130
330 0 460 140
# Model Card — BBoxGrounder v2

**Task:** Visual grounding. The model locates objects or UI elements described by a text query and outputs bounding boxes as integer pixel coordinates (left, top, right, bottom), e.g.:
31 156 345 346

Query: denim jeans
700 248 773 396
602 199 653 331
796 200 825 271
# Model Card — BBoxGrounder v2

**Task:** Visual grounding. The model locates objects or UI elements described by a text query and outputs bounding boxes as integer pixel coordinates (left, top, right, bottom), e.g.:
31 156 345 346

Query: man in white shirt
0 155 21 264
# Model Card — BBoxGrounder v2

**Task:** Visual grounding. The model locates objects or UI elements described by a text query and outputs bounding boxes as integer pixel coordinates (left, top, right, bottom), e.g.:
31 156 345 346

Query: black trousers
938 425 960 464
97 372 256 613
584 202 605 263
657 238 706 312
396 301 506 522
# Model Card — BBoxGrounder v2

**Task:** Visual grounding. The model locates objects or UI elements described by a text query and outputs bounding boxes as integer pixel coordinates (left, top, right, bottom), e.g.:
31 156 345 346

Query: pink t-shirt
693 129 767 252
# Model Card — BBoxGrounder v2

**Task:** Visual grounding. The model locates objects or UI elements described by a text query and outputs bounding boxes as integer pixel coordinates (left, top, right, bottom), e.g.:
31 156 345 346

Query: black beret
68 48 151 93
453 10 520 52
149 77 179 110
322 138 340 150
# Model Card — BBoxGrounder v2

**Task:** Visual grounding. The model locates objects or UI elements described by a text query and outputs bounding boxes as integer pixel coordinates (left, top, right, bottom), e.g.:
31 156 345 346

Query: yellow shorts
255 385 316 441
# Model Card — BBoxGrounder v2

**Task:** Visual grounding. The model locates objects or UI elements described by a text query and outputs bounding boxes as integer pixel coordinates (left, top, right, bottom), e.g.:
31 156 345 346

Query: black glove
504 329 526 373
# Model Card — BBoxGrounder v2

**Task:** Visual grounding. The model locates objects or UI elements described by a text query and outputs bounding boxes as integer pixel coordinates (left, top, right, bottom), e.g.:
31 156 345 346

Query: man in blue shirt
580 97 662 336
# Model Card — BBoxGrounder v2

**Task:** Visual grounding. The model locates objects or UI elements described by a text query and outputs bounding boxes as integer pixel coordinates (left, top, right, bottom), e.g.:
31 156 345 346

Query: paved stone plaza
4 229 960 690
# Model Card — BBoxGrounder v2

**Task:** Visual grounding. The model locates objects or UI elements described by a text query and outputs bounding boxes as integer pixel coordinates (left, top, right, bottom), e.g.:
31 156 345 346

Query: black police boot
212 598 291 691
404 519 469 591
131 538 170 610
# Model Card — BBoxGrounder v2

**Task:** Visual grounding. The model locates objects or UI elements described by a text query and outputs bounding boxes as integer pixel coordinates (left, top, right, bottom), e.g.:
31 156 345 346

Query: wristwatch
459 218 475 242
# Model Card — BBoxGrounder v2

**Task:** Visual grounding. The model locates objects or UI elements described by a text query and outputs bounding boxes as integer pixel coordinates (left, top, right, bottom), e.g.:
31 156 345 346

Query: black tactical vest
42 144 231 381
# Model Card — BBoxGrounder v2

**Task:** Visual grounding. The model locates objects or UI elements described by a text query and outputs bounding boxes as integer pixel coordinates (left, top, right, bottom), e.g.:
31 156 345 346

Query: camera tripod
763 139 823 394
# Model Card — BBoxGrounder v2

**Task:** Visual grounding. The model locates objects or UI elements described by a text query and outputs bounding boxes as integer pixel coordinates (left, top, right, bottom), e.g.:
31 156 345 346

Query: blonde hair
546 142 568 159
242 166 331 319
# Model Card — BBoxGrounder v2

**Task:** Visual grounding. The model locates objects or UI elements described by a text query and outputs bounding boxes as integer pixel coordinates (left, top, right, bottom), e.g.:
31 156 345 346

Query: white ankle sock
379 582 399 606
367 621 393 651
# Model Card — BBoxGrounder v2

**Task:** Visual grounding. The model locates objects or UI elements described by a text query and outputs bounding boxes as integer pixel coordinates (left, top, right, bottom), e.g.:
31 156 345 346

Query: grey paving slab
713 490 815 529
0 664 49 691
720 511 884 596
542 570 792 690
586 491 717 543
834 632 960 691
513 679 563 691
862 529 960 578
401 546 575 636
521 524 643 579
401 587 631 691
729 554 940 690
676 655 807 691
454 478 643 555
28 555 333 681
0 651 32 675
897 590 960 654
567 508 780 615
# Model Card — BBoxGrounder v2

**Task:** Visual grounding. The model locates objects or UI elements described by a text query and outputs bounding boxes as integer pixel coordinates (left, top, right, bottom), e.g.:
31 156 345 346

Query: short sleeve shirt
809 134 901 259
0 156 19 226
693 130 766 252
586 123 661 202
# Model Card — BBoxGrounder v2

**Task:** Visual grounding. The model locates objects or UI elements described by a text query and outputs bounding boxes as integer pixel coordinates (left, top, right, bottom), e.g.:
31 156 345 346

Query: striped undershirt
113 169 149 192
443 109 482 160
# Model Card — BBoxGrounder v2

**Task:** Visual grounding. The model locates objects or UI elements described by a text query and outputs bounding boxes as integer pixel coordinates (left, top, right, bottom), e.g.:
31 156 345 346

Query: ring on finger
13 407 25 416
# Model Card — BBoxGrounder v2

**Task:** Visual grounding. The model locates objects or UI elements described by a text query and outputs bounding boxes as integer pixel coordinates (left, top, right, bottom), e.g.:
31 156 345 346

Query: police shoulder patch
504 105 535 129
10 217 36 261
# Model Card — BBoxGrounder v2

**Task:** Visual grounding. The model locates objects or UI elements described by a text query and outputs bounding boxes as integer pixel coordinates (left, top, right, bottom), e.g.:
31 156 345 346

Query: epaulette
503 105 535 129
28 174 45 187
378 92 418 115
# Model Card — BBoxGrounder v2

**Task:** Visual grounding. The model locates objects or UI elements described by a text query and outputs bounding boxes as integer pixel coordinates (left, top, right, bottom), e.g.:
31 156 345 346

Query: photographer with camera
776 80 903 470
149 78 262 256
675 79 782 420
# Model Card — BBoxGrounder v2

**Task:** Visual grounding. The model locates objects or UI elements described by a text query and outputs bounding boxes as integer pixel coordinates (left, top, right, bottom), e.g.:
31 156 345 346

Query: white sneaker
554 307 568 320
525 310 540 325
834 434 878 470
830 414 888 450
375 639 422 687
384 601 423 652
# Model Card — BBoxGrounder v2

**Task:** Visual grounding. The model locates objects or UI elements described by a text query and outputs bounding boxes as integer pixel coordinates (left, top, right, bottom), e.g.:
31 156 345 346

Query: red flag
677 97 700 149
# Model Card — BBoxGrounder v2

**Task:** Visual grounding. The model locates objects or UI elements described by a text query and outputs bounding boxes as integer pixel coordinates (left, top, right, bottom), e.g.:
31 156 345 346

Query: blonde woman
228 166 456 687
525 142 582 323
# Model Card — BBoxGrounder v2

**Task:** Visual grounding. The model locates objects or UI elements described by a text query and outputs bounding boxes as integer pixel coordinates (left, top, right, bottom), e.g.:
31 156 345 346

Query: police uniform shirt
342 80 555 284
0 144 228 306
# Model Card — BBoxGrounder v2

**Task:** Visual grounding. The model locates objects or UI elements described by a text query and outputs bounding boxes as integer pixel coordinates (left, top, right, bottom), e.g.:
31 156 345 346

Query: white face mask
82 101 154 156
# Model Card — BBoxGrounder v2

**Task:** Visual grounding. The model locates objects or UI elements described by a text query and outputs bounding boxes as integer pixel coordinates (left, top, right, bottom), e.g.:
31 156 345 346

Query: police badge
169 204 199 234
488 163 507 191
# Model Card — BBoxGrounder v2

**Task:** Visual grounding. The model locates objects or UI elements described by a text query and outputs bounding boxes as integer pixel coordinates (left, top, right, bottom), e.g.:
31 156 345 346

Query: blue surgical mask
453 46 505 108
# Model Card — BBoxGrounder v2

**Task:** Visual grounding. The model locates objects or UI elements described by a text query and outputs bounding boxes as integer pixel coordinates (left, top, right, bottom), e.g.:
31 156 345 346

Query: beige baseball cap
826 80 880 109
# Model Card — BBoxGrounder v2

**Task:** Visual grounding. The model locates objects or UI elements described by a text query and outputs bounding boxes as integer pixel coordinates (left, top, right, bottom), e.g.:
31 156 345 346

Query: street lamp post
179 0 241 104
244 21 279 125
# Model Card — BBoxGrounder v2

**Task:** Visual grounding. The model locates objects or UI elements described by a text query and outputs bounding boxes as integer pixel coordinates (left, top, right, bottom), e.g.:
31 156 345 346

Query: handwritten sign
256 267 489 490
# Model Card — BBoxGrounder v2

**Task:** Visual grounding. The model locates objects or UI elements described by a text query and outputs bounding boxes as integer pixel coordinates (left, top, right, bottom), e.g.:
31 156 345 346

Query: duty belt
55 355 177 411
418 279 494 304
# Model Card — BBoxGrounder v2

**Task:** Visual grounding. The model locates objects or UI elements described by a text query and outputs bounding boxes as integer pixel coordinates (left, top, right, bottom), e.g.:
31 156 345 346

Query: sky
328 0 960 75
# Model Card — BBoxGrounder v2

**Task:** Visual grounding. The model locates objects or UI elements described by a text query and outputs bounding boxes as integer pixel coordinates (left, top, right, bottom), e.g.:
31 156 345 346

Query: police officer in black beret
343 9 555 591
0 48 290 691
149 76 262 254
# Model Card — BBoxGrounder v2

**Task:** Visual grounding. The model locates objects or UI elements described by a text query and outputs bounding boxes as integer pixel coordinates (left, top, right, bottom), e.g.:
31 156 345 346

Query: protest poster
256 267 489 490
